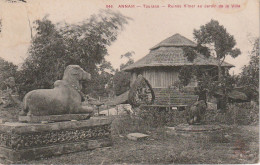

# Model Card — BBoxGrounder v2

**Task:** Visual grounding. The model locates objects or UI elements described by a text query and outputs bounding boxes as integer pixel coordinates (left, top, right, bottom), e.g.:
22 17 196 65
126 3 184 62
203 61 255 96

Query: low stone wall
0 117 113 162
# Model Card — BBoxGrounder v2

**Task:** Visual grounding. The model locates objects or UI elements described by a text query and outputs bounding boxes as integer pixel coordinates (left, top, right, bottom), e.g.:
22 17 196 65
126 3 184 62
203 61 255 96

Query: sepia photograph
0 0 259 164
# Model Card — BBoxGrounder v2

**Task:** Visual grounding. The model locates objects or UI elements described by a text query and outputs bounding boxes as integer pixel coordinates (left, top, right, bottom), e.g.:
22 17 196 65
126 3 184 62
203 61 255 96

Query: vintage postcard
0 0 259 164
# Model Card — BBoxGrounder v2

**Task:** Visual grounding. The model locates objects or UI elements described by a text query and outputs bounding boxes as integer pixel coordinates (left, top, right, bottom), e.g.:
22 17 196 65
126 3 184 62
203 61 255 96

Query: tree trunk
217 59 227 112
217 59 223 81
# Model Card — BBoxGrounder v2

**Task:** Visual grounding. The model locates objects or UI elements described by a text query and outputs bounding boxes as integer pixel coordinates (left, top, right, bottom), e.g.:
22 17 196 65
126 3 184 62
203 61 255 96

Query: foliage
182 45 210 62
180 20 241 86
178 66 217 96
113 51 134 96
182 47 196 62
0 58 18 90
194 20 241 65
205 102 259 125
179 20 241 111
137 106 187 127
16 10 130 98
238 38 259 97
90 61 115 98
193 20 241 97
119 51 135 70
178 66 195 86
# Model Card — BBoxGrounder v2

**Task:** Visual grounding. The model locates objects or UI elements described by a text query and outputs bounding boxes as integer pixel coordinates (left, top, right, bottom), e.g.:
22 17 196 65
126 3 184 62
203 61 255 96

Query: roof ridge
150 33 197 50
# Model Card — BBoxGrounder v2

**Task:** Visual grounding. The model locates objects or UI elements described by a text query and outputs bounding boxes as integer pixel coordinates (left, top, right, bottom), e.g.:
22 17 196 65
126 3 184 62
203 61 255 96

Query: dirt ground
0 106 259 164
25 125 259 164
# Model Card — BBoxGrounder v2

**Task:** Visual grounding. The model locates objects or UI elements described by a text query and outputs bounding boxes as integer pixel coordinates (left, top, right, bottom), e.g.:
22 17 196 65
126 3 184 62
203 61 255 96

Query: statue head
63 65 91 81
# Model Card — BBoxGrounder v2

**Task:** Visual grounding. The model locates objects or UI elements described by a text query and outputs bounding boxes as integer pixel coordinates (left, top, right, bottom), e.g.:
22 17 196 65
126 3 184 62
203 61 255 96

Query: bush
137 106 186 127
112 102 258 136
204 102 259 125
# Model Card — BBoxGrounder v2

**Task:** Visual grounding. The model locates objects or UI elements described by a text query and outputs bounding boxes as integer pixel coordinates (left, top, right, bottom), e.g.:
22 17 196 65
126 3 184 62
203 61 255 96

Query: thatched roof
123 33 234 71
150 33 197 50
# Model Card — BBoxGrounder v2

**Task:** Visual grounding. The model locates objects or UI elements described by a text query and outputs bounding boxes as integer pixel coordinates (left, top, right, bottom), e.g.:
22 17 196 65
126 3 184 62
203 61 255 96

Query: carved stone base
175 124 222 132
18 113 91 123
0 117 112 162
166 124 225 138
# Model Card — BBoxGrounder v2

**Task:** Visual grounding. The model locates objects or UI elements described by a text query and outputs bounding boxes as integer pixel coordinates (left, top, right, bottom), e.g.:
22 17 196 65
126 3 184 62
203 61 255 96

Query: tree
113 51 134 96
177 20 241 111
188 20 241 111
238 37 259 102
0 58 18 90
89 60 115 98
193 20 241 80
16 10 131 98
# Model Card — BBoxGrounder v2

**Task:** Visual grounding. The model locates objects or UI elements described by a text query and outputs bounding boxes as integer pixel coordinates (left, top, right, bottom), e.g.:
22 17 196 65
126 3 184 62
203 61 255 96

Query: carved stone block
0 117 113 162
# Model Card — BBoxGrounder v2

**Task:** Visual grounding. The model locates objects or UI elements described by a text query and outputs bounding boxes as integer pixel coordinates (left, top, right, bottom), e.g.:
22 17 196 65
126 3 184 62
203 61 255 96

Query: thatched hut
123 33 233 106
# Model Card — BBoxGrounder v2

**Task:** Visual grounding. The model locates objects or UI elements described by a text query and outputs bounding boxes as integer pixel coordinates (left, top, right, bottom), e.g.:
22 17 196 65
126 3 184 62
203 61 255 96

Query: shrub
137 106 186 127
204 102 259 125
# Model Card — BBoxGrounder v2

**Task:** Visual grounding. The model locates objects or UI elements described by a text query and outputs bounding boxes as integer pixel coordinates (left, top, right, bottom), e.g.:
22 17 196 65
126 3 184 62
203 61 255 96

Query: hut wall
131 68 179 88
143 69 179 88
130 66 219 88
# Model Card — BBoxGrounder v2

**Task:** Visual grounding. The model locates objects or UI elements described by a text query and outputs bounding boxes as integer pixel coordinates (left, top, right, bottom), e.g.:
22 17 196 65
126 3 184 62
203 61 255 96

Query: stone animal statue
186 100 207 125
19 65 92 116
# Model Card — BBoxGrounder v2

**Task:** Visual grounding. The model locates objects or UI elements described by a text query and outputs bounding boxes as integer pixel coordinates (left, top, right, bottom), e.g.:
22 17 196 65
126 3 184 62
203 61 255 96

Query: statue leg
19 106 29 116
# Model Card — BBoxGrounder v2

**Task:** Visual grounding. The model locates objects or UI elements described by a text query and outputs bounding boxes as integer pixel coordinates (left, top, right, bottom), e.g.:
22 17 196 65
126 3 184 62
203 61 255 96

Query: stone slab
0 117 113 162
127 133 149 141
19 114 91 123
1 117 112 134
165 124 225 138
175 124 222 132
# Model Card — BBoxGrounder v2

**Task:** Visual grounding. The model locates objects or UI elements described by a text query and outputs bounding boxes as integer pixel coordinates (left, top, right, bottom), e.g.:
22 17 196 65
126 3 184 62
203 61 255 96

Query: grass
24 118 259 164
0 105 259 164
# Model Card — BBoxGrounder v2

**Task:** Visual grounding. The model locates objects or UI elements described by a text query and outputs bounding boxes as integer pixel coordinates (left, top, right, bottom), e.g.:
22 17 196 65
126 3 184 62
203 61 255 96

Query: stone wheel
128 75 155 108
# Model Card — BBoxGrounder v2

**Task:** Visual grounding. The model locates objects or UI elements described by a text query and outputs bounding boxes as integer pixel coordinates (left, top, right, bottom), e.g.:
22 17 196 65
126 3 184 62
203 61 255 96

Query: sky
0 0 259 74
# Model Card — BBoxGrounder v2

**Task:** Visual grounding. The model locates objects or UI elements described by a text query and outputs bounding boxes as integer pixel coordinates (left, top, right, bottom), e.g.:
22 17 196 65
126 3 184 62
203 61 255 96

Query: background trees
178 20 241 111
238 38 259 89
0 15 257 106
237 38 259 103
113 51 135 96
193 19 241 80
0 58 17 90
16 10 130 98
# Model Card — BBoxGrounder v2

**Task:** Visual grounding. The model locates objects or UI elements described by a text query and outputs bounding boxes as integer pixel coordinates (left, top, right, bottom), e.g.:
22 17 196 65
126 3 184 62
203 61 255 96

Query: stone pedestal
166 124 225 137
19 114 91 123
0 117 112 162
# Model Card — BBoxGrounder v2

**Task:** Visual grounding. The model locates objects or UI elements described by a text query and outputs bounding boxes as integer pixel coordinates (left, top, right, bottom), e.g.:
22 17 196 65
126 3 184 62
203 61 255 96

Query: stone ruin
0 65 113 162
